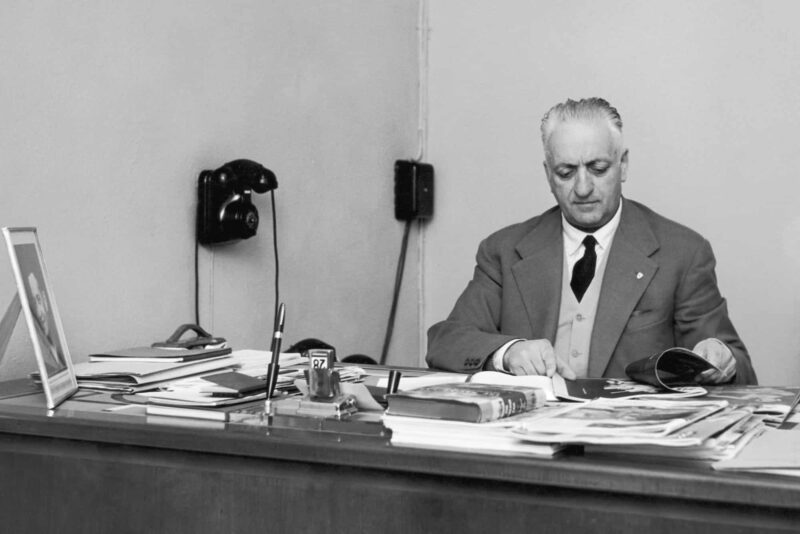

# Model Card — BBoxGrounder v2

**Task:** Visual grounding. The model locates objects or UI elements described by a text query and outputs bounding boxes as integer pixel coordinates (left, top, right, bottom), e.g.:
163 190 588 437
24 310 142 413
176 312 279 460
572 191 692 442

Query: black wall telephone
197 159 278 245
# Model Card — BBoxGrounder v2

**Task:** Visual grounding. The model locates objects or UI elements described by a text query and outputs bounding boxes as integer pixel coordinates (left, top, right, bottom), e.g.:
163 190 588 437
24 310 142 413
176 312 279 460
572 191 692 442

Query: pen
269 302 285 366
265 302 286 414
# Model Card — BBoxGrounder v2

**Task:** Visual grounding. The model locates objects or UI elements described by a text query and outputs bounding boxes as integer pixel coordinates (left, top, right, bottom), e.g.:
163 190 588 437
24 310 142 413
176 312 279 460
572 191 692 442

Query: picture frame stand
0 293 21 368
2 227 78 409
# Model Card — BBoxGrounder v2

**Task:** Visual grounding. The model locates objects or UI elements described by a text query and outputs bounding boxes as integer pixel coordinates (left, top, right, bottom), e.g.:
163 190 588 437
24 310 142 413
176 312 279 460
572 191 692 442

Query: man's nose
574 167 593 197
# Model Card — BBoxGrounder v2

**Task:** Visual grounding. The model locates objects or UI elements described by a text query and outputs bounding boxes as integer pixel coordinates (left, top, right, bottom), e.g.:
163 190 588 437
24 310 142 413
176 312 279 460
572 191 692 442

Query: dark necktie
570 235 597 302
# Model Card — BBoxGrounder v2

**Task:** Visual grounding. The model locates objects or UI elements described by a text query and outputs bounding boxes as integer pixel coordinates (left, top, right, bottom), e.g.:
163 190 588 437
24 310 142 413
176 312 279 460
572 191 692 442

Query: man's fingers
541 344 556 377
530 356 547 376
506 339 557 376
696 368 715 383
697 368 724 384
509 360 534 376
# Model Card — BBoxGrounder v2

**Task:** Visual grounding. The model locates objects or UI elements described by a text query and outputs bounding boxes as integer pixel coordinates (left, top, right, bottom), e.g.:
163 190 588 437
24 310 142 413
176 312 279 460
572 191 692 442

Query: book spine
479 389 541 422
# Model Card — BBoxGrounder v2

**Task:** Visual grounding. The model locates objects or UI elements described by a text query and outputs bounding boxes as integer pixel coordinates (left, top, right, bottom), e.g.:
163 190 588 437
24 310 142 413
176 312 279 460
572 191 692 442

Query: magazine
582 407 765 459
552 375 707 402
510 398 729 444
625 347 719 391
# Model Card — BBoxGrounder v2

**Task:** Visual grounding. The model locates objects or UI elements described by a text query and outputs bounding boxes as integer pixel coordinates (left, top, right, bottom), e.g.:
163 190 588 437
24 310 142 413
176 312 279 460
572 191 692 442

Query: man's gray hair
540 97 623 150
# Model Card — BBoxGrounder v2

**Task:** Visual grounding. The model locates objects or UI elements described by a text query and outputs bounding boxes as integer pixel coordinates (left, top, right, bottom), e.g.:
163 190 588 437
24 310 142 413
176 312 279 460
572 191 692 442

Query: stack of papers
510 398 732 445
383 405 568 457
73 356 237 393
74 349 306 394
582 407 766 460
141 368 302 407
712 428 800 474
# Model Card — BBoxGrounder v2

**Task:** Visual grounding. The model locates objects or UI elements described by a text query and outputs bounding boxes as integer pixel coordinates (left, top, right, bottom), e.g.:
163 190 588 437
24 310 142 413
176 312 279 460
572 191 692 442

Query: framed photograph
2 227 77 408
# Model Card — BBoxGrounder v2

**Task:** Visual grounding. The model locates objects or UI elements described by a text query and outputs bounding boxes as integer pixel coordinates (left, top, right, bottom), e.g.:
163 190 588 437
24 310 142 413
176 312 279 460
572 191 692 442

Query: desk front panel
0 387 798 533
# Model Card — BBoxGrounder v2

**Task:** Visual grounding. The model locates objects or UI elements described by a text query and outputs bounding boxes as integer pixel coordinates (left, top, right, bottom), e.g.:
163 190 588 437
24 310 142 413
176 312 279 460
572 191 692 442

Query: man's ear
620 149 629 183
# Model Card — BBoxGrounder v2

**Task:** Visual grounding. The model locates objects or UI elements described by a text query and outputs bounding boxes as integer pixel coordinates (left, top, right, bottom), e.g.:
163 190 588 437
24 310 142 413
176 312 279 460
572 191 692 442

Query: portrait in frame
2 227 77 409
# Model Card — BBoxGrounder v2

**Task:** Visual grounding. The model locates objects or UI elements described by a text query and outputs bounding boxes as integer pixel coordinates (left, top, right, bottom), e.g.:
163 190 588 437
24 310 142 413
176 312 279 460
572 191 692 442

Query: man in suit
426 97 757 385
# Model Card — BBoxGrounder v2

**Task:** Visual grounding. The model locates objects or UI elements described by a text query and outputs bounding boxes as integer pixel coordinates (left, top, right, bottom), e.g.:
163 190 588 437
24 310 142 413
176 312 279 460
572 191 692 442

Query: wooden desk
0 387 798 533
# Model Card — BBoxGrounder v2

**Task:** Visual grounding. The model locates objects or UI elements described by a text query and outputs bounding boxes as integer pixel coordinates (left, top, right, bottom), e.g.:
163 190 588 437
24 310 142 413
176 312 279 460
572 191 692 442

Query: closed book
385 382 545 423
89 346 231 363
146 397 267 422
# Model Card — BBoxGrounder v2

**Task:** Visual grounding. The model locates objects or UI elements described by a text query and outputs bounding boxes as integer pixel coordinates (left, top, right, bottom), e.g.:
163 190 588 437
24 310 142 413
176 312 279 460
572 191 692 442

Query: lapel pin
636 272 644 280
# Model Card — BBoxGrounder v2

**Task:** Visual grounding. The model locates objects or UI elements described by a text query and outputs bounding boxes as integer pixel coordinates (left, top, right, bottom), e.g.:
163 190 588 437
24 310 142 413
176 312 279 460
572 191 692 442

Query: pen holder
308 368 341 401
296 368 357 418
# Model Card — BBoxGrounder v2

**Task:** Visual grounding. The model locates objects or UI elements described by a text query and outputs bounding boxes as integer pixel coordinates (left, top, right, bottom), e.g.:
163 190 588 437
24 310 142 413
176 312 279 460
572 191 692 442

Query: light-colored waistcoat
553 248 612 378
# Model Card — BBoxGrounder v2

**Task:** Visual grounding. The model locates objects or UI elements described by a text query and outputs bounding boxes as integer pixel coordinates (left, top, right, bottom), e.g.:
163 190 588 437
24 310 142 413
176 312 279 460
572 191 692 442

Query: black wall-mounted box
394 160 434 221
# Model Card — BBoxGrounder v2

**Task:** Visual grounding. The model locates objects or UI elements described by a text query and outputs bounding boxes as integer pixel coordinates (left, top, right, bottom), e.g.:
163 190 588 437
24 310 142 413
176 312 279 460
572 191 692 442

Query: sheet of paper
377 372 468 391
713 428 800 470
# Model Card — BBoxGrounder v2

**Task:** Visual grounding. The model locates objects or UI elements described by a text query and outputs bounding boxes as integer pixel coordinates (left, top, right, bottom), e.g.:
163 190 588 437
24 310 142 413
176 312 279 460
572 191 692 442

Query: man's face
28 273 49 336
543 118 628 232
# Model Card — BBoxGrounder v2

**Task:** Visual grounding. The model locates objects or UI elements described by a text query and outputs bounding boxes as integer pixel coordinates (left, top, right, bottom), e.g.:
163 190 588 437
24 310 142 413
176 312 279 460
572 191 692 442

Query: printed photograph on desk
703 385 800 425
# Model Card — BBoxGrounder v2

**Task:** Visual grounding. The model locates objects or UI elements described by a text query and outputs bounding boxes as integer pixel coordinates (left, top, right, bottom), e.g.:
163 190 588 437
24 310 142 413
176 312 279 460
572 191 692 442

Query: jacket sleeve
673 238 757 384
425 237 520 373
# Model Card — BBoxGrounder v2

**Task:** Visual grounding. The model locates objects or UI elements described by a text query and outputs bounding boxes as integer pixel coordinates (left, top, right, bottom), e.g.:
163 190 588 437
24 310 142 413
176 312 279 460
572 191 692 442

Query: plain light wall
424 0 800 385
0 0 421 377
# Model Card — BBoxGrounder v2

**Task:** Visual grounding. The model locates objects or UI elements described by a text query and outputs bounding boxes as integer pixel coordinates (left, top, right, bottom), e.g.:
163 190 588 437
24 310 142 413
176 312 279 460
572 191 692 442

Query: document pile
140 350 307 407
143 355 368 422
712 428 800 475
381 372 562 457
72 356 238 394
510 398 766 461
73 349 305 395
383 406 568 458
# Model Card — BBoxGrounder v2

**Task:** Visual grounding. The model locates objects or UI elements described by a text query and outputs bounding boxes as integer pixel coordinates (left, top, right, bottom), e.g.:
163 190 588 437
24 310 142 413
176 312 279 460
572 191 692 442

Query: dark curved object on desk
286 338 336 355
341 354 378 365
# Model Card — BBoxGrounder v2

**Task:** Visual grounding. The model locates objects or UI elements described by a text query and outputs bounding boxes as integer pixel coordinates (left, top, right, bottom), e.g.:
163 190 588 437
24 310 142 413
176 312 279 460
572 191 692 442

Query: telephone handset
197 159 278 245
151 323 227 349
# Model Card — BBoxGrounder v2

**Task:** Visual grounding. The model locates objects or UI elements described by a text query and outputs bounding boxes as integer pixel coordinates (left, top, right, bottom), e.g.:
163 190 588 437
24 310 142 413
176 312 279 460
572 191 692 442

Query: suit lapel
589 201 660 376
511 209 563 342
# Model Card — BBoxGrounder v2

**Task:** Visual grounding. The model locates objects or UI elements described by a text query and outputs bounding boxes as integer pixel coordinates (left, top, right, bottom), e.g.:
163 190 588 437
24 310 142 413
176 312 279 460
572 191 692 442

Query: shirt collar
561 199 623 257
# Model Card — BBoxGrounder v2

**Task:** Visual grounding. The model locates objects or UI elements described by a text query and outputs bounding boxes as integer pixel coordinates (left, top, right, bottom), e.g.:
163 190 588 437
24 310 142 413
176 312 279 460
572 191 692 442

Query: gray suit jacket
425 199 757 384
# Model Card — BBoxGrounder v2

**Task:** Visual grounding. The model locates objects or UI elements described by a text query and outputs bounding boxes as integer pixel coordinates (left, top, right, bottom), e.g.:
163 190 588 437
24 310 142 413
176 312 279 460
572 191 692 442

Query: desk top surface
1 377 800 512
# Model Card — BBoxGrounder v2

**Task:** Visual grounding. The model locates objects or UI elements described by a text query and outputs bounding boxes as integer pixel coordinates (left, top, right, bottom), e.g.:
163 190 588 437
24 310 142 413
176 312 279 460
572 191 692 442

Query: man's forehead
546 118 620 162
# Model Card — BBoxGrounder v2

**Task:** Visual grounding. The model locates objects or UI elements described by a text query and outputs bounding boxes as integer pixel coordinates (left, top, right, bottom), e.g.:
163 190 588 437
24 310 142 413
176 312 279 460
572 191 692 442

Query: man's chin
567 214 603 232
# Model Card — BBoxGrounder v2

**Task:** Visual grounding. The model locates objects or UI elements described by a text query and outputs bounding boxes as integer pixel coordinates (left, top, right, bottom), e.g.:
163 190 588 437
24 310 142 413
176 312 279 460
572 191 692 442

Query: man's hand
693 338 736 384
504 339 576 379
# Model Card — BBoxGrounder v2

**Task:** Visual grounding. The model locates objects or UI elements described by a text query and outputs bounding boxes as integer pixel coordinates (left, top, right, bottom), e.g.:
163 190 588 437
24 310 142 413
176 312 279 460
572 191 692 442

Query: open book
468 347 717 402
